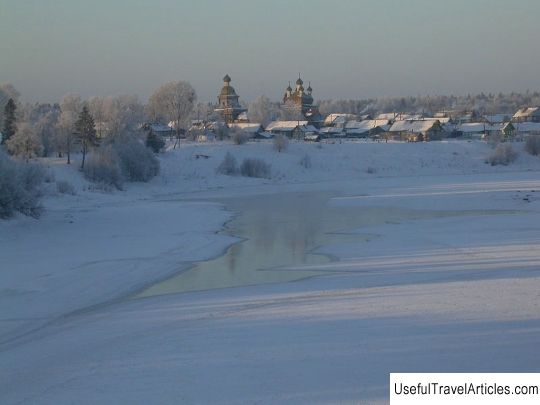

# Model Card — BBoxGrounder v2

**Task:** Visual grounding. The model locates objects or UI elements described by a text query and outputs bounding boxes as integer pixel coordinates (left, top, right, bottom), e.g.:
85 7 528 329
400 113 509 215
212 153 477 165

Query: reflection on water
137 192 509 297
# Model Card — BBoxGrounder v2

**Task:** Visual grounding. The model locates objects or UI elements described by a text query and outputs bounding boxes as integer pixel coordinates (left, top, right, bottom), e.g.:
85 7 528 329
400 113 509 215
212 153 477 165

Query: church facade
282 75 322 127
214 74 246 124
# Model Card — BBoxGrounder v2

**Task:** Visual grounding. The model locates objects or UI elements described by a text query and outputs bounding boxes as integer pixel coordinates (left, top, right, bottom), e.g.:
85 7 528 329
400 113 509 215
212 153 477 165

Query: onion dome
223 74 231 83
286 81 292 91
307 82 312 93
296 77 303 86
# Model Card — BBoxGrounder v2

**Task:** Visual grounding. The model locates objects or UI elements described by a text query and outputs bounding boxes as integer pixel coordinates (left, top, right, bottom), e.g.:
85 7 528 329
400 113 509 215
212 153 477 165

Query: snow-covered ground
2 140 540 404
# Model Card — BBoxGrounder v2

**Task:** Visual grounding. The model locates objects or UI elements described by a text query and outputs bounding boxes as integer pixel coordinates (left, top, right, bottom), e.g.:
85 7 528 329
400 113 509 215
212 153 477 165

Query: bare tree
148 81 196 148
56 94 82 164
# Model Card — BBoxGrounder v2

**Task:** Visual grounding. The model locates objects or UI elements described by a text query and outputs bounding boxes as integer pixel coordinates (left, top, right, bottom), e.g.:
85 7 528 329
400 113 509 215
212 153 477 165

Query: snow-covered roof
513 122 540 133
345 119 390 130
389 119 441 133
265 121 308 131
229 123 262 133
323 113 356 126
147 123 173 133
300 125 318 133
376 113 398 120
237 111 249 121
458 123 499 133
513 107 540 119
319 127 344 134
483 114 511 124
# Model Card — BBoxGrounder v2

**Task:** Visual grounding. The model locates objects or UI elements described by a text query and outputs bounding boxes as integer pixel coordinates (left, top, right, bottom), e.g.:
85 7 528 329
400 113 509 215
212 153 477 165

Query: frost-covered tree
56 94 82 164
102 95 143 137
280 101 304 121
75 106 97 169
248 96 281 126
35 110 60 157
2 98 17 145
6 123 43 161
147 81 196 148
87 96 106 138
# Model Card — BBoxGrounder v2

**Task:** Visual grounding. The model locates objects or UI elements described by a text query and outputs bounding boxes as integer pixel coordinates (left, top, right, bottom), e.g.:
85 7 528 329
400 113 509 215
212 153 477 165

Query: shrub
0 150 44 218
525 136 540 156
231 129 250 145
216 152 238 175
115 136 160 182
273 134 289 152
83 146 124 189
299 153 312 169
240 158 271 178
486 144 518 166
56 180 76 195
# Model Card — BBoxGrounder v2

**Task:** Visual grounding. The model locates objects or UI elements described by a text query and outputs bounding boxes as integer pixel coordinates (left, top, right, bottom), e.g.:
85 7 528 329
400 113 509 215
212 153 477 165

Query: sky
1 0 539 103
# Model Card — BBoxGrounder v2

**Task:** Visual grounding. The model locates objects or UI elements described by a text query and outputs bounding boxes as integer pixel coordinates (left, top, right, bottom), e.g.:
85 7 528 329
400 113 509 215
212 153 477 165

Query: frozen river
138 191 510 297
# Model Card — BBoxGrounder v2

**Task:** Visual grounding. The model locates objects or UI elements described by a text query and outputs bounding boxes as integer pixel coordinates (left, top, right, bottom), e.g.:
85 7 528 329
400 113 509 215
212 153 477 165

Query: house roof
458 123 499 133
513 107 540 119
513 122 540 132
389 119 441 133
483 114 511 124
229 123 262 133
265 121 308 131
323 113 356 126
345 119 390 130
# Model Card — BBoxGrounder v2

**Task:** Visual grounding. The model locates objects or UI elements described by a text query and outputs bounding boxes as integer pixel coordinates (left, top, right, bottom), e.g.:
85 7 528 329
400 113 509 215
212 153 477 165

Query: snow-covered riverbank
2 140 540 404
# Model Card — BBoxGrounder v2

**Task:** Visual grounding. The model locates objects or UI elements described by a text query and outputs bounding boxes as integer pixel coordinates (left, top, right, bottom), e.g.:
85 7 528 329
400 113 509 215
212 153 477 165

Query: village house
265 120 318 140
388 119 446 141
344 119 391 138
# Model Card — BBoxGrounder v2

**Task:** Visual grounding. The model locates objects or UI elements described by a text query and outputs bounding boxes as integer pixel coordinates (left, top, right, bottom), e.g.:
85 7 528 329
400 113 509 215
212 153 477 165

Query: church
282 75 323 127
214 74 247 124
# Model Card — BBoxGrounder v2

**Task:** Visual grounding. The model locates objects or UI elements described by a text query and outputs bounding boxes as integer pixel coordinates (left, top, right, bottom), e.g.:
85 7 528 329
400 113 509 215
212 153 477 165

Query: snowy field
2 139 540 404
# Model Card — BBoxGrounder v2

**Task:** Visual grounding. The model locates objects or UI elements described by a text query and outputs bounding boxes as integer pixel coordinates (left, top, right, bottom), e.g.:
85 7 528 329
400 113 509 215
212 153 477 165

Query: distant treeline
316 91 540 116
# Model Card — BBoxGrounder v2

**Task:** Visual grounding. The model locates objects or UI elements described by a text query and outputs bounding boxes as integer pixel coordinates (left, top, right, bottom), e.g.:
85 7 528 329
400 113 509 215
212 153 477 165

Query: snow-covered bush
525 136 540 156
216 152 238 175
240 158 271 178
56 180 76 195
273 134 289 152
0 150 44 218
299 153 312 169
83 145 124 189
84 136 160 189
231 129 250 145
114 136 160 182
486 144 517 166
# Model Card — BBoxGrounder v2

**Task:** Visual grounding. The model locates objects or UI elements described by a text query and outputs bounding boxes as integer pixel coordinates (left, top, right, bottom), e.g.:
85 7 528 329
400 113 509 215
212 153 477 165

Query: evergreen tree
75 106 97 169
145 128 165 153
2 98 17 145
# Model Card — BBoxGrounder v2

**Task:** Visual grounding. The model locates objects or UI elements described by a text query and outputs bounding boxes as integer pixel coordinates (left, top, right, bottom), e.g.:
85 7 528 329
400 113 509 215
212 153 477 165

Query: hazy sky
1 0 539 103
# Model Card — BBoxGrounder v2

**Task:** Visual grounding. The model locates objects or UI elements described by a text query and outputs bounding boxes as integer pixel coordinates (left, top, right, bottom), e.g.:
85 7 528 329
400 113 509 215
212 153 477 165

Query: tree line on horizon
2 81 540 163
